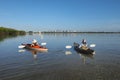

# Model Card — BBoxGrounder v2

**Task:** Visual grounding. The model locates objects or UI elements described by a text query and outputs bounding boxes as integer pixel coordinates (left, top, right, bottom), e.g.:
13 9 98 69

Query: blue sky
0 0 120 32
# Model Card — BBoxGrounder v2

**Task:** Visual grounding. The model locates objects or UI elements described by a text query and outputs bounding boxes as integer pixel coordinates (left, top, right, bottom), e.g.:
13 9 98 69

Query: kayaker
82 39 87 46
31 39 39 47
79 39 88 49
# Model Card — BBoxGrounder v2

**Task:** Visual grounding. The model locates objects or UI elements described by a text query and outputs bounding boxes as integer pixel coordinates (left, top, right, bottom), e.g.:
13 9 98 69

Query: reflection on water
65 50 72 55
19 48 48 60
41 32 79 38
39 33 44 40
18 49 26 52
78 52 94 64
30 50 38 59
0 34 25 42
0 35 17 42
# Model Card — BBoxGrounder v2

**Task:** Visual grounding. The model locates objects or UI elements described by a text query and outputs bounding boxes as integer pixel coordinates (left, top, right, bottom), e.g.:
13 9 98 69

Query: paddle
65 44 96 49
89 44 96 47
18 45 25 48
41 42 47 46
65 45 72 49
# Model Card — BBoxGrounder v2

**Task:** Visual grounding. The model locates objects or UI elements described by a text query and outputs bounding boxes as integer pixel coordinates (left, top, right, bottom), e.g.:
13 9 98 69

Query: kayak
22 44 48 51
73 42 94 54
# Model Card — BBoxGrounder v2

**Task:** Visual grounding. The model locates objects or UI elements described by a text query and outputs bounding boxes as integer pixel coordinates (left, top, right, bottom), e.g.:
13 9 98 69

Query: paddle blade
90 44 96 47
41 42 47 45
18 45 25 48
65 45 72 49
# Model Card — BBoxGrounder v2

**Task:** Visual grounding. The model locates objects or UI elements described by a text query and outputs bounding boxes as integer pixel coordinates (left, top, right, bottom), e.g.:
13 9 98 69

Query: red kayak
22 44 48 52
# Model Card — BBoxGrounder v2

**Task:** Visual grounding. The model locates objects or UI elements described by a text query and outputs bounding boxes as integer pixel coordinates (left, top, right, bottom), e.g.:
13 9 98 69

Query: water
0 33 120 80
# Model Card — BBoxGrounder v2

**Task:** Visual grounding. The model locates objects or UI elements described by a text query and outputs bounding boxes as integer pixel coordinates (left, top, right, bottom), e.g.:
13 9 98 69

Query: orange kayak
23 44 48 51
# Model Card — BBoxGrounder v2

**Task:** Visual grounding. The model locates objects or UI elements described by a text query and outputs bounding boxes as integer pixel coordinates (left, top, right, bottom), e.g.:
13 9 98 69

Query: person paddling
80 39 88 50
31 39 39 47
82 39 87 46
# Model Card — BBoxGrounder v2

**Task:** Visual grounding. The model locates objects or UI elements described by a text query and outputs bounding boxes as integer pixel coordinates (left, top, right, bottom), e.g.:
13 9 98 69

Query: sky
0 0 120 32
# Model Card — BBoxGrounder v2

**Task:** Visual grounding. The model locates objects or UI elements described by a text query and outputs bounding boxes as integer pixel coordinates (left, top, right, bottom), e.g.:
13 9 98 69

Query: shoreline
31 31 120 34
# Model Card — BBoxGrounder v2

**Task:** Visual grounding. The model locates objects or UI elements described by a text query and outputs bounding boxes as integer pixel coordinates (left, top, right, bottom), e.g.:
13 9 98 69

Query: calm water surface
0 33 120 80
